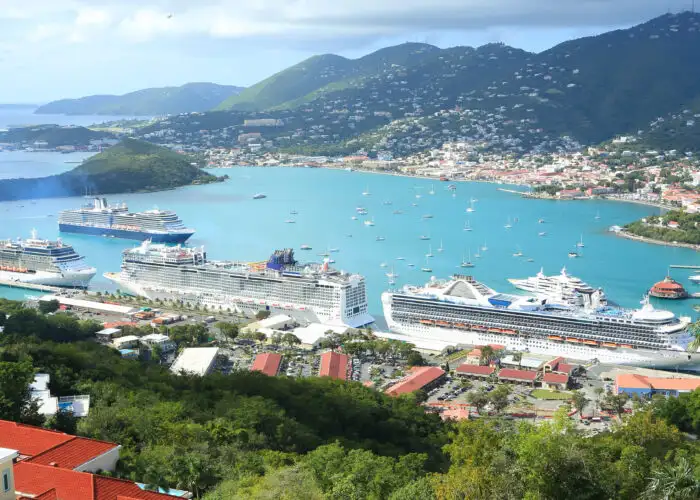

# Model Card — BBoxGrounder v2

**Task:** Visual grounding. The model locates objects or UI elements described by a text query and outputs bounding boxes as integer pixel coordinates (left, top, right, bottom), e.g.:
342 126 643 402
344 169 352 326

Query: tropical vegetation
1 297 699 499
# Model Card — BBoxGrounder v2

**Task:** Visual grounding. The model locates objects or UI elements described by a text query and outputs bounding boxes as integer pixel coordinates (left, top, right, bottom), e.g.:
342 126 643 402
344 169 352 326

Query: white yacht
509 267 607 308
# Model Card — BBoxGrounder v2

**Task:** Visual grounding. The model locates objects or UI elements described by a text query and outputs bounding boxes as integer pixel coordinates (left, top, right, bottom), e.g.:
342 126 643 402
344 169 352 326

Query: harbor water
0 162 698 323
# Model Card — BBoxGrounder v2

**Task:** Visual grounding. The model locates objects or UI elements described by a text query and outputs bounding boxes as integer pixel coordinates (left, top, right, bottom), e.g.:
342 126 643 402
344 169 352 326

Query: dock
670 265 700 270
0 279 60 293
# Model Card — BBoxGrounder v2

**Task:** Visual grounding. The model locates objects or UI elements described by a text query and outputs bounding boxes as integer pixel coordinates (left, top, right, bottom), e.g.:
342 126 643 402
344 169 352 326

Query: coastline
614 230 700 251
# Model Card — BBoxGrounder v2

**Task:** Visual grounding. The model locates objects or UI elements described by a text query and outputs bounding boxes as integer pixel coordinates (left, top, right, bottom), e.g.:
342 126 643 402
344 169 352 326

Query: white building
170 347 220 376
140 333 177 353
0 448 17 500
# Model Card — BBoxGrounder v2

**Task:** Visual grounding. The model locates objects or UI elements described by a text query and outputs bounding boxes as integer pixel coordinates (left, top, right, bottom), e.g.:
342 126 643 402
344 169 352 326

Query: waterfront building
649 276 688 299
251 353 283 377
385 366 446 396
319 351 350 380
615 373 700 398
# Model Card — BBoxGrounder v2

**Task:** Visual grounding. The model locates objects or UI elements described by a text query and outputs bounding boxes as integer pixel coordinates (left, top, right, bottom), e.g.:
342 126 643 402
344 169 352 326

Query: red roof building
649 276 688 299
456 364 495 377
14 462 182 500
251 352 282 377
385 366 446 396
0 420 119 472
556 363 577 375
498 368 538 384
319 351 350 380
542 372 569 389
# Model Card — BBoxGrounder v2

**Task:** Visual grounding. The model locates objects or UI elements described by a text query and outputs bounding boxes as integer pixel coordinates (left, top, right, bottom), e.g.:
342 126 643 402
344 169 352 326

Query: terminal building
615 373 700 398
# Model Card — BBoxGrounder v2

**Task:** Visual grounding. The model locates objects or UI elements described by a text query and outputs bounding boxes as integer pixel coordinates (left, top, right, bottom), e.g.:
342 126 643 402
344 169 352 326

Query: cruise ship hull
105 273 375 329
0 267 96 288
382 294 699 369
59 224 194 243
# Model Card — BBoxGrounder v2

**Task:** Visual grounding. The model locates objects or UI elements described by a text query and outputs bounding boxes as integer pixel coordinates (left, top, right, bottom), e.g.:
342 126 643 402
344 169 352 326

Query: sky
0 0 693 103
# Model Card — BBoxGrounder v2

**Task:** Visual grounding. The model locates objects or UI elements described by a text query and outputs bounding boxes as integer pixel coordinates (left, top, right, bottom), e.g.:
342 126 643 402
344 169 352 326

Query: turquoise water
0 166 698 322
0 151 93 179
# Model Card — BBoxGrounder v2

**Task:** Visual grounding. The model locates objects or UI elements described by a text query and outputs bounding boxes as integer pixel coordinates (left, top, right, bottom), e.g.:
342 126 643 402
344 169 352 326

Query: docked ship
382 275 698 367
58 197 194 243
0 230 96 287
105 243 374 328
508 267 607 309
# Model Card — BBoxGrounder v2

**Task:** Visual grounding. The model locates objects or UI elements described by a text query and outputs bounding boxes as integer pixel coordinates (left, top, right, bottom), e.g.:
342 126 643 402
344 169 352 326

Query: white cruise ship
105 243 374 328
0 230 96 287
509 267 607 309
382 275 698 368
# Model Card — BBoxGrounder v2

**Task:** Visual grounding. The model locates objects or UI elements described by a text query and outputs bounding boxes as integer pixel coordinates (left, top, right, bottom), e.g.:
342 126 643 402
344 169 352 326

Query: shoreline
614 230 700 251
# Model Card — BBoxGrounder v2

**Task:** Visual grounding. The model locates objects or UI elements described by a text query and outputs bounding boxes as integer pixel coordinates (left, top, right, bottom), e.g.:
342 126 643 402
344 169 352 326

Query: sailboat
284 218 296 223
513 246 523 257
437 240 444 253
538 218 545 224
429 184 435 195
419 234 431 240
460 249 475 268
594 211 601 220
463 220 473 232
290 209 298 215
386 267 399 279
577 235 585 248
362 186 371 196
481 241 488 252
504 217 512 229
364 217 375 226
568 245 580 258
426 245 434 258
466 199 475 213
421 257 433 273
474 251 481 258
538 231 547 237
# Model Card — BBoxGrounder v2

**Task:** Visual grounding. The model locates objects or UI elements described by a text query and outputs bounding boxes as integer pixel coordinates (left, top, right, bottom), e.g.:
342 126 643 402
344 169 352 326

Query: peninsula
0 138 224 201
624 210 700 247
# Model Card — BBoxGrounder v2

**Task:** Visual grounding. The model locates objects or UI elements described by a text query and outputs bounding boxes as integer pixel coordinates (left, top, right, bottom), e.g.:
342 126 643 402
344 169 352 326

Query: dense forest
0 139 222 202
1 298 699 499
625 210 700 245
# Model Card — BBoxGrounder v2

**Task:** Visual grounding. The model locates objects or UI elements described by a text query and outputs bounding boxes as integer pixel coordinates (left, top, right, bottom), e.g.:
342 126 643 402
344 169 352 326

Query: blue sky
0 0 692 103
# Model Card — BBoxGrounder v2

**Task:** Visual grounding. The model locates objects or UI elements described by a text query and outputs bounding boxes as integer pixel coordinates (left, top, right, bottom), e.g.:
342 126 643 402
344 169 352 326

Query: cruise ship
105 243 374 328
382 275 698 367
509 267 607 309
58 197 194 243
0 230 96 287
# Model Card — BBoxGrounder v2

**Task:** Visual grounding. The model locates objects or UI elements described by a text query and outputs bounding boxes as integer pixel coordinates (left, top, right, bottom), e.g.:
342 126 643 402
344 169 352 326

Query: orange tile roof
556 363 576 375
251 352 282 377
617 374 700 392
0 420 73 457
543 373 569 385
29 437 118 470
319 351 349 380
456 364 495 376
386 366 446 396
14 462 182 500
498 368 538 381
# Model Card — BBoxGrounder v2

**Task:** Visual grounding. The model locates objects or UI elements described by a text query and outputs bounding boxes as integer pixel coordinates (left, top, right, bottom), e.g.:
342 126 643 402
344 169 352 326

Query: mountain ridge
36 82 244 116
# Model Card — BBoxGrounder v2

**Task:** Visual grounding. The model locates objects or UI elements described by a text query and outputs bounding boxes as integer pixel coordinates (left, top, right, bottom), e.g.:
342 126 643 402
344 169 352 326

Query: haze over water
0 162 698 323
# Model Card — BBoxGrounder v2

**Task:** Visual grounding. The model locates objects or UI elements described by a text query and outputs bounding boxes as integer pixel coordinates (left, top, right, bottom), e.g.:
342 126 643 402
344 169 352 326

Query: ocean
0 165 698 323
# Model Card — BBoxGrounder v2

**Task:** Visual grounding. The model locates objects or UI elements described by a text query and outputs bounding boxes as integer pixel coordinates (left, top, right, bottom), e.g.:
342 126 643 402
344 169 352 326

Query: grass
446 349 471 362
530 389 573 400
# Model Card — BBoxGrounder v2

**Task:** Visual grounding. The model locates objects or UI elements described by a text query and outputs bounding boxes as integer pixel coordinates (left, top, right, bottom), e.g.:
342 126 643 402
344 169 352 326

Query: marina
0 165 699 332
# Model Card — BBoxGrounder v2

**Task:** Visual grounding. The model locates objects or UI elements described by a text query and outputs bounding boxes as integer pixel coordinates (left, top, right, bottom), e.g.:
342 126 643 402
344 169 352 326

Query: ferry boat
106 244 374 328
58 197 194 243
508 267 608 308
382 275 697 367
0 230 96 287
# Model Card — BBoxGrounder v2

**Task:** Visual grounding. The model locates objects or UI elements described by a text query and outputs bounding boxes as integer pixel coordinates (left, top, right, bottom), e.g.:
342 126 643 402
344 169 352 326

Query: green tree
488 385 511 415
601 391 629 419
0 360 39 423
38 299 60 314
571 390 589 417
642 457 700 500
255 310 271 320
406 350 426 367
45 410 78 434
216 322 239 343
467 389 489 415
281 333 301 349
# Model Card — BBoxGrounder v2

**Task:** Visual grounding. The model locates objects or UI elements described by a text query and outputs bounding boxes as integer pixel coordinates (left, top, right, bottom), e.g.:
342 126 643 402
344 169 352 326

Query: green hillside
0 138 220 201
35 82 244 116
0 125 111 147
216 43 441 111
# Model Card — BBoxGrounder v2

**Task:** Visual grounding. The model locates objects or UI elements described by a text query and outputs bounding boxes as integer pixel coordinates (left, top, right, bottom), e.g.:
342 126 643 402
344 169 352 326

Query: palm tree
688 321 700 352
642 457 700 500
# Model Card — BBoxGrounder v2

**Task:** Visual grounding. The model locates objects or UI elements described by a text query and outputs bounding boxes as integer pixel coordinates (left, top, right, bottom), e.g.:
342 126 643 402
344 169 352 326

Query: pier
670 265 700 270
0 279 60 293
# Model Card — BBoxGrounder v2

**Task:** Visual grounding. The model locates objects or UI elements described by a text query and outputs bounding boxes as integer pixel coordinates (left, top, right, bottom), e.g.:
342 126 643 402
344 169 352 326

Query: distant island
35 82 244 116
0 138 225 201
624 210 700 246
0 124 114 148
